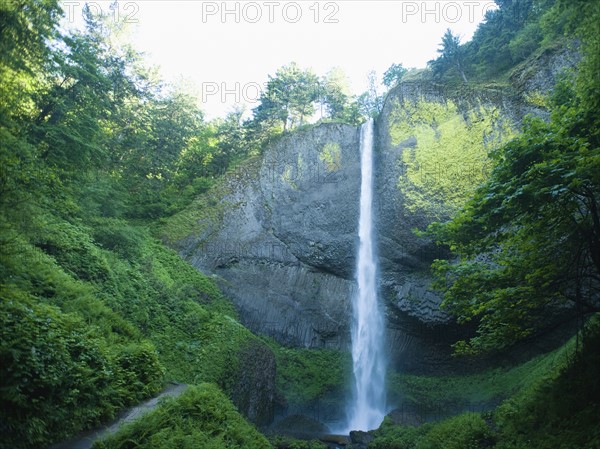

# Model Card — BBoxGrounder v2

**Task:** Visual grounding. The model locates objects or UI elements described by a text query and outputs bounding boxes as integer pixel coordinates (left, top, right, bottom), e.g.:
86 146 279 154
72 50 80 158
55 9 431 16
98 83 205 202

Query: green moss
389 98 515 218
266 344 351 409
282 164 298 189
281 153 305 190
158 157 262 246
524 90 550 108
158 179 229 246
319 142 342 172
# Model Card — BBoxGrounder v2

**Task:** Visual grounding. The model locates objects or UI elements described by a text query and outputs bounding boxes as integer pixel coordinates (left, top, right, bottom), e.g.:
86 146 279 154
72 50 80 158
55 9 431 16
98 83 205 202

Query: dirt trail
47 383 187 449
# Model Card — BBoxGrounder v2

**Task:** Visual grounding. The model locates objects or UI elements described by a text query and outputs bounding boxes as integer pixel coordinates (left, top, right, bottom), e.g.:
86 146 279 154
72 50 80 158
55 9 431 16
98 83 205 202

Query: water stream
346 118 387 431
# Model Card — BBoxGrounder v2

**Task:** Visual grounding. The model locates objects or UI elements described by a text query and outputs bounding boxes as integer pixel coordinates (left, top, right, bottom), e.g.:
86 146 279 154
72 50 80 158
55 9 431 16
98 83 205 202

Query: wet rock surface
349 430 375 448
232 340 277 426
271 414 331 440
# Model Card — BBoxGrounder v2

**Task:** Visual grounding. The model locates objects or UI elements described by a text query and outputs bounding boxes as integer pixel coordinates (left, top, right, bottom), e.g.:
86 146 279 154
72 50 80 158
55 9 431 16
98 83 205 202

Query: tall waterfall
347 118 387 431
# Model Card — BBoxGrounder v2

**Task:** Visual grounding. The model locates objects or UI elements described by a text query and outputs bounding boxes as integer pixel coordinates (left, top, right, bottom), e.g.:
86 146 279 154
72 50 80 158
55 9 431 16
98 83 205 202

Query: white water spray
347 118 387 431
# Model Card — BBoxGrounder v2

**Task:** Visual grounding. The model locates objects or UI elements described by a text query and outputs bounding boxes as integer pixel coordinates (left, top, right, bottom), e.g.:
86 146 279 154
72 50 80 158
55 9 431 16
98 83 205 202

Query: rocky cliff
180 124 360 351
174 45 577 372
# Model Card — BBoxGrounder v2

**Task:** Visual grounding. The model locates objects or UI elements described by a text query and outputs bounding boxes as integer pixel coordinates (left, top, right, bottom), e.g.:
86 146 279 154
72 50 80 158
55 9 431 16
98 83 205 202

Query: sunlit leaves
391 99 515 219
427 77 600 353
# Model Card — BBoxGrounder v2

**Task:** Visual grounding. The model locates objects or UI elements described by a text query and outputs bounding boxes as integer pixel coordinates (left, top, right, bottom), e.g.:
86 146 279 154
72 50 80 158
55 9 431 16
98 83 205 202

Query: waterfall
347 118 387 432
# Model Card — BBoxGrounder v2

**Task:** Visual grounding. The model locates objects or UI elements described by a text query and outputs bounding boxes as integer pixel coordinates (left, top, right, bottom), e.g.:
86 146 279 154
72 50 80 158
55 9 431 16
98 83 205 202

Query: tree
427 73 600 354
214 106 250 164
252 62 319 132
463 0 541 77
0 0 61 77
382 63 407 88
318 67 361 124
429 29 468 82
0 0 63 214
357 70 384 118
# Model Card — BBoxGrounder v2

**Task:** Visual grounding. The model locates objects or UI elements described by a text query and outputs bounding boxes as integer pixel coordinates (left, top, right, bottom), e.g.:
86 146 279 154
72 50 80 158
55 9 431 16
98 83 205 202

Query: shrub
416 413 494 449
92 383 272 449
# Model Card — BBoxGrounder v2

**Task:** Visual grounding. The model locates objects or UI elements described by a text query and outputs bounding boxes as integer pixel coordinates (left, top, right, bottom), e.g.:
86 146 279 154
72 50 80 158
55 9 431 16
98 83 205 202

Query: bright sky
62 1 497 119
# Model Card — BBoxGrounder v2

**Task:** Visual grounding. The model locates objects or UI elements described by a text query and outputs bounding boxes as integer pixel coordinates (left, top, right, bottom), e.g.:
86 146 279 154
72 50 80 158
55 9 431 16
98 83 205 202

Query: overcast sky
62 1 496 118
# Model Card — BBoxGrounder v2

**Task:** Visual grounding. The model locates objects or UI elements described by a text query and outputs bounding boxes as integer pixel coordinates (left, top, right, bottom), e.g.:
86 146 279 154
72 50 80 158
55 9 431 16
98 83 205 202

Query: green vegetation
425 0 600 354
491 318 600 448
383 63 408 89
371 413 493 449
0 285 162 448
428 0 573 83
0 2 266 446
0 204 262 447
391 99 515 218
319 142 343 172
272 347 351 409
270 437 327 449
429 29 469 83
246 62 362 147
372 317 600 449
2 0 599 448
388 336 573 414
92 384 271 449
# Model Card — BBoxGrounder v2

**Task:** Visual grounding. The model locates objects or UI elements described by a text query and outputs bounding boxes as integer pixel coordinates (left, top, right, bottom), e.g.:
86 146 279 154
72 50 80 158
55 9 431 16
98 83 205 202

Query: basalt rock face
232 340 277 426
374 44 579 371
178 46 578 372
374 82 528 371
183 124 360 350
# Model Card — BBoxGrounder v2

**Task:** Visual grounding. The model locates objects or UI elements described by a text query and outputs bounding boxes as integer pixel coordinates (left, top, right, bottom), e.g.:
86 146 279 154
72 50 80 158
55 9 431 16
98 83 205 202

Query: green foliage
0 289 163 449
426 78 600 353
383 63 408 89
0 3 264 440
375 322 599 448
357 69 384 118
318 67 362 125
424 0 600 351
390 99 515 218
252 62 320 133
491 317 600 449
370 413 492 449
93 383 272 449
429 29 468 82
418 413 494 449
157 160 242 245
370 417 431 449
271 346 351 408
249 63 362 137
387 338 573 419
424 0 570 82
270 436 327 449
